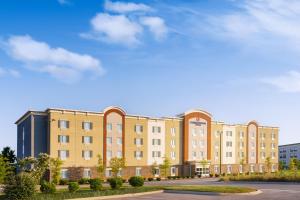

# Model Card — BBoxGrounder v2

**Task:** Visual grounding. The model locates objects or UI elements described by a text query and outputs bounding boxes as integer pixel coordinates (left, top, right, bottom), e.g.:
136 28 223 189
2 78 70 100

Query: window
152 151 161 158
226 141 232 147
251 142 255 148
199 140 205 148
154 168 160 176
107 123 112 132
271 132 276 140
107 151 112 160
135 125 143 133
152 126 161 133
171 151 176 159
215 141 219 148
171 127 176 136
214 165 219 173
192 128 196 136
117 151 122 158
251 132 255 138
106 137 112 145
227 165 232 174
136 167 142 176
251 152 255 158
61 169 69 179
199 151 204 158
134 138 143 145
58 150 69 160
261 142 266 149
83 169 91 178
82 136 92 144
117 138 122 145
82 150 93 160
83 122 93 131
226 152 232 157
171 167 176 176
134 151 143 159
58 135 69 144
170 139 175 147
106 169 112 177
59 120 69 129
250 165 255 173
260 152 266 159
271 143 276 149
117 124 122 133
259 165 264 173
192 140 197 148
226 131 232 137
239 131 244 138
239 142 244 148
260 132 265 139
192 151 197 159
239 165 243 173
271 152 276 159
152 139 161 145
215 151 219 159
215 131 219 137
199 129 204 137
239 152 244 158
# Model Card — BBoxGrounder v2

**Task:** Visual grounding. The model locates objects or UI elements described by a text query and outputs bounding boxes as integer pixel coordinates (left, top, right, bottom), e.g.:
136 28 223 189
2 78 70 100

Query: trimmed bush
78 178 90 185
4 173 36 200
156 177 161 181
40 181 56 194
108 177 123 189
59 179 69 185
128 176 144 187
148 177 153 181
167 176 172 179
90 178 103 191
68 182 79 193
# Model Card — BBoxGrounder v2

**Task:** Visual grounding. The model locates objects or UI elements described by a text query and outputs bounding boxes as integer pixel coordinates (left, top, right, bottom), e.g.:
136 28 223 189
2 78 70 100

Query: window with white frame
271 143 276 149
106 137 112 145
239 142 244 148
152 139 161 145
192 151 197 159
152 126 161 133
117 151 122 158
251 132 255 138
58 135 69 144
135 125 143 133
259 165 264 173
107 151 112 160
170 139 175 147
83 168 91 178
154 168 160 176
271 152 276 159
134 138 143 145
199 140 205 148
226 131 232 137
250 165 255 173
152 151 161 158
136 167 142 176
192 128 196 136
171 167 176 176
117 124 122 133
82 150 93 160
171 127 176 136
82 136 92 144
261 142 266 149
239 131 244 138
226 152 232 158
117 137 122 145
59 120 69 129
226 141 232 147
61 169 69 179
134 151 143 159
227 165 232 174
239 151 244 158
239 165 243 173
251 142 255 148
199 129 204 137
214 165 219 173
260 152 266 159
58 150 69 160
251 152 255 158
171 151 176 159
83 122 93 131
260 132 265 139
106 169 112 177
199 151 204 158
192 140 197 148
107 123 112 132
215 131 219 137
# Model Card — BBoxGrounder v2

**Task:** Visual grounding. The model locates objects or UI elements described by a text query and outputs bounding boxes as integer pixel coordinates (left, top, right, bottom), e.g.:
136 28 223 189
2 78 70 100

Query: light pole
219 131 222 175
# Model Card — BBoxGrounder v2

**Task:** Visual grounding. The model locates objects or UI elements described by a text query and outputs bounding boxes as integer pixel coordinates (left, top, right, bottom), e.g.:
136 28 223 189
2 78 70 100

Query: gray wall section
17 116 32 159
17 114 48 159
33 115 49 157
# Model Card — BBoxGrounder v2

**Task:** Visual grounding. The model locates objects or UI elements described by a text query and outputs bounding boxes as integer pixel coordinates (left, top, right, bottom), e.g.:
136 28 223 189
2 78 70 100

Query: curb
164 189 262 196
66 190 164 200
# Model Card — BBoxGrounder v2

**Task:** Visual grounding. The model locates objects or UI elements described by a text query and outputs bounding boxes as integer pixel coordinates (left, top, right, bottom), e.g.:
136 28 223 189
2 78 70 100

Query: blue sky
0 0 300 150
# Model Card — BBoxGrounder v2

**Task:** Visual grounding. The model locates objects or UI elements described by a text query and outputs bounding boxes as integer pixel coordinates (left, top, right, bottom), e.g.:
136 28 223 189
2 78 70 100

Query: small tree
1 147 17 164
159 157 171 178
109 157 125 177
50 157 63 185
0 156 10 184
96 154 105 179
150 162 158 177
289 158 298 178
265 157 272 174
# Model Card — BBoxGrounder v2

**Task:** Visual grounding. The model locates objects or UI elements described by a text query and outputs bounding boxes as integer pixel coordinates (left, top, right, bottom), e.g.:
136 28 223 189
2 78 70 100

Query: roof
279 143 300 147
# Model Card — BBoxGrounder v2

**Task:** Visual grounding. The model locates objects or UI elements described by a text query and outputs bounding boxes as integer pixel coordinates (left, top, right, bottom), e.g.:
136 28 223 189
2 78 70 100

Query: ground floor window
272 164 276 172
106 169 112 177
83 168 91 178
214 165 219 174
136 167 142 176
250 165 255 173
239 165 243 173
61 169 69 179
259 165 264 173
171 167 176 176
227 165 232 174
154 168 160 176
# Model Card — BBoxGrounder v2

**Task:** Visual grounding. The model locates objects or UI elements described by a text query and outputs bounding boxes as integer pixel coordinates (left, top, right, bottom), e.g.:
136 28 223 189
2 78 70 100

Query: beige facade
16 106 279 180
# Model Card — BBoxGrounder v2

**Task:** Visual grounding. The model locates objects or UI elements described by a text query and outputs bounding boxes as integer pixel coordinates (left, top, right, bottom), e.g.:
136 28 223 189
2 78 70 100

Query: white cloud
262 71 300 93
0 67 21 78
5 35 104 83
58 0 69 5
140 16 168 40
207 0 300 48
81 13 143 46
0 68 5 76
104 0 151 13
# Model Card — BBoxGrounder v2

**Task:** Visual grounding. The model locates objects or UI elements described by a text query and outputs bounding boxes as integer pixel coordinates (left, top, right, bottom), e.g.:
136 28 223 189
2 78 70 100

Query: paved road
128 178 300 200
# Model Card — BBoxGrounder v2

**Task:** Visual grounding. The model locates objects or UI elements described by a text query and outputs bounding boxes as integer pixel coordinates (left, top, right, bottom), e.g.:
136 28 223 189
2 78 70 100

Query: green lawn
0 185 256 200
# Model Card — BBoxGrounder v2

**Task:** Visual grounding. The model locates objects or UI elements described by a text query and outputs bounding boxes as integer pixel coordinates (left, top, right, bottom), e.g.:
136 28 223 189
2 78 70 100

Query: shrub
4 173 36 200
40 181 56 194
209 174 214 178
78 178 90 185
156 177 161 181
167 176 172 179
59 179 69 185
128 176 144 187
148 177 153 181
215 174 220 177
108 177 123 189
68 182 79 193
89 178 103 191
122 178 127 183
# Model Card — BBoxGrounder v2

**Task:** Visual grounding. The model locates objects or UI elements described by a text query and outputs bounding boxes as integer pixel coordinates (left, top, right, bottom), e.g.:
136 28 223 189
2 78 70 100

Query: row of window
215 131 277 139
213 164 277 174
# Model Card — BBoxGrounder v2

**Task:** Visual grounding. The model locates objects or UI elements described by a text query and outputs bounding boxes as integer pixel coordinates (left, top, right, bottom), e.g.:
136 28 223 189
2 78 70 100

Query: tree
109 157 125 177
150 162 158 177
96 154 105 179
1 147 16 164
289 158 298 178
265 157 272 174
50 157 63 184
0 156 10 184
159 157 171 178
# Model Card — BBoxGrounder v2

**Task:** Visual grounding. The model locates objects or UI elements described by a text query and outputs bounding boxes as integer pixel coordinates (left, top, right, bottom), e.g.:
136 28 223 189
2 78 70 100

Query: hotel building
16 106 279 180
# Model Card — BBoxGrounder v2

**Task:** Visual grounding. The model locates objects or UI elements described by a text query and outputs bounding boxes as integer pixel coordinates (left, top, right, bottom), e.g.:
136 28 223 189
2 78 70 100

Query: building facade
16 106 279 180
279 143 300 168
